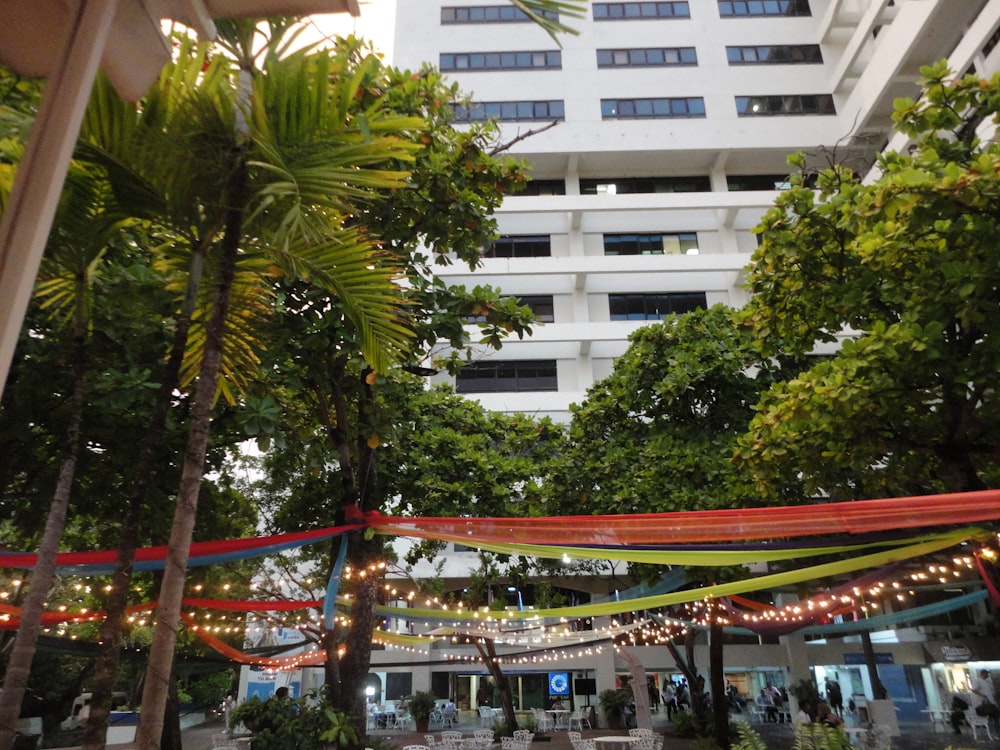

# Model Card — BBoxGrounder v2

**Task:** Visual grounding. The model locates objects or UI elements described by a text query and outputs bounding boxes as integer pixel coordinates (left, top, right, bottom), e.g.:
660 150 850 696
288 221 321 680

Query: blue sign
549 672 570 695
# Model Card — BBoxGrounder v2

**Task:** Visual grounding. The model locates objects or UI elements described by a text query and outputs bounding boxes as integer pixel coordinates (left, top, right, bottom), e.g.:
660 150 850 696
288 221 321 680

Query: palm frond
266 227 414 373
510 0 587 41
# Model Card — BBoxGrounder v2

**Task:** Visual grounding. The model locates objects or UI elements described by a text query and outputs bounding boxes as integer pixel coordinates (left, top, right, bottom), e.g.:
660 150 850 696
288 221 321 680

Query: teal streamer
658 588 988 637
324 538 348 629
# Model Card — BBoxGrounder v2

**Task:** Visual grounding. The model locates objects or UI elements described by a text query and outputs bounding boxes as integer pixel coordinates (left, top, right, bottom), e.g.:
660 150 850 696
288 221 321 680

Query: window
440 51 561 71
517 179 566 196
609 292 707 320
983 24 1000 57
514 295 555 323
442 5 558 23
594 2 691 19
726 174 792 191
466 295 554 323
453 100 565 122
728 174 816 190
601 97 705 119
456 360 558 393
735 94 835 116
485 236 552 258
597 47 697 67
603 232 699 255
718 0 810 16
726 45 822 64
582 177 710 195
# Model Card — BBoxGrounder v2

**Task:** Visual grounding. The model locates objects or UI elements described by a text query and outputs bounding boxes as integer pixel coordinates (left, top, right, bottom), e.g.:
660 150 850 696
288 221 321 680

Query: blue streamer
324 538 349 629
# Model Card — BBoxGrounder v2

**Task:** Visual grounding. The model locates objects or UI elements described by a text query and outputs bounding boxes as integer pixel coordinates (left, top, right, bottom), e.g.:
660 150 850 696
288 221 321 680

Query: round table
547 709 570 729
594 736 642 750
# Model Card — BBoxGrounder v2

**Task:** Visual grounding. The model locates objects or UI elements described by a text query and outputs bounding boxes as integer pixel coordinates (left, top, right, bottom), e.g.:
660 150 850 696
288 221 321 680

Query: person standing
826 680 844 717
662 682 676 720
971 670 999 718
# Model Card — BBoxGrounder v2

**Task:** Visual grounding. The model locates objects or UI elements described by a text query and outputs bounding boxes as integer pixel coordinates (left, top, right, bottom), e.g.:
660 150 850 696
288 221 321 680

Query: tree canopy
737 62 1000 499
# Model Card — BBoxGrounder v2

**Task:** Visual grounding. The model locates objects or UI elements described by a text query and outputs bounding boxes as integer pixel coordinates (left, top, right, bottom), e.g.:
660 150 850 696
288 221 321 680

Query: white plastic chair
442 731 464 743
568 731 582 745
965 710 995 741
443 704 459 728
532 708 552 733
395 711 413 731
479 705 496 727
474 729 496 744
425 735 438 747
513 729 534 744
568 709 592 731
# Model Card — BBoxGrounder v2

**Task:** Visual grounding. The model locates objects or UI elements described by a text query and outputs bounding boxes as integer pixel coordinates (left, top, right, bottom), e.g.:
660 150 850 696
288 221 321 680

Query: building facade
394 0 1000 421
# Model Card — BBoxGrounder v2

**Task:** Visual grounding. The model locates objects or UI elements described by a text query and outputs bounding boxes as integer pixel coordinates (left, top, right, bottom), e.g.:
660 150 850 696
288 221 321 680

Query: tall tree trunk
860 631 886 700
337 535 382 731
709 616 729 749
84 250 205 750
0 330 87 750
318 367 386 740
475 639 518 731
136 148 246 750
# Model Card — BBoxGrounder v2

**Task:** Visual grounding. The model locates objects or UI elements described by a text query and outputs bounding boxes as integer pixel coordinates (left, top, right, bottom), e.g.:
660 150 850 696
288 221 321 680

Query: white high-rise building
393 0 1000 420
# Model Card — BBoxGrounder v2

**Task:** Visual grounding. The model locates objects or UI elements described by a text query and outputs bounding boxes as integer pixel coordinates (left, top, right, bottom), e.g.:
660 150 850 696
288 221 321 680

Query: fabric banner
371 489 1000 545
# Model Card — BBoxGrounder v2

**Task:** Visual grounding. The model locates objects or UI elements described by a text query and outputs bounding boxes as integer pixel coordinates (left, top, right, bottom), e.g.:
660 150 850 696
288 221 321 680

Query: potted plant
408 690 439 733
598 689 629 730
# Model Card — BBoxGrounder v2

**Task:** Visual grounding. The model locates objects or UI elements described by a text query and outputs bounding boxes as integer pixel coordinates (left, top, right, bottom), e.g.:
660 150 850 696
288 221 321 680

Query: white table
594 735 642 750
547 709 570 729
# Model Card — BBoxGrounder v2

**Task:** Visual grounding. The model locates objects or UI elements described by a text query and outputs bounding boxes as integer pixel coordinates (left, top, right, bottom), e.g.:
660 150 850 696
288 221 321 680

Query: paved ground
170 711 998 750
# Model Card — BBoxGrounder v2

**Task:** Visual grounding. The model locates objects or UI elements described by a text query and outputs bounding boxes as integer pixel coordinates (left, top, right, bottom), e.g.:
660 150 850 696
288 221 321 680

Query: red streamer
372 489 1000 544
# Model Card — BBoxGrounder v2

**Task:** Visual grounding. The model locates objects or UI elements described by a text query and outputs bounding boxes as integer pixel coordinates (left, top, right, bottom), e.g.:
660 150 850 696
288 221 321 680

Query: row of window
441 5 557 23
469 292 706 324
483 233 702 258
493 175 798 202
453 100 565 123
597 47 698 67
440 0 810 24
440 51 560 71
456 360 559 393
442 45 822 72
451 96 834 122
455 291 704 393
509 176 801 195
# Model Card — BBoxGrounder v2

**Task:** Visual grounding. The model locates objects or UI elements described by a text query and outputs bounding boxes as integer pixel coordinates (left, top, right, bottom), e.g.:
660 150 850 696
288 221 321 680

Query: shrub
228 691 358 750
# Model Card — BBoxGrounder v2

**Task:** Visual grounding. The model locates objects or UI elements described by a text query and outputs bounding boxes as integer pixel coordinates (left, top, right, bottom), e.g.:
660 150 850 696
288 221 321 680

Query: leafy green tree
230 35 550 736
737 63 1000 500
546 305 771 515
544 305 782 747
0 160 142 747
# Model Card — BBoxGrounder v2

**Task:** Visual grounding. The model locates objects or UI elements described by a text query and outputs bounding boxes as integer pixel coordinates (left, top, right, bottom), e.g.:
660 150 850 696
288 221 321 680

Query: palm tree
0 165 131 750
129 22 422 749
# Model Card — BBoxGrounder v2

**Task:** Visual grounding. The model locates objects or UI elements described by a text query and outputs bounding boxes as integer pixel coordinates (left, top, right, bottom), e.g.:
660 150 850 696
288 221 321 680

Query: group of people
660 679 690 720
793 699 844 727
755 684 790 723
